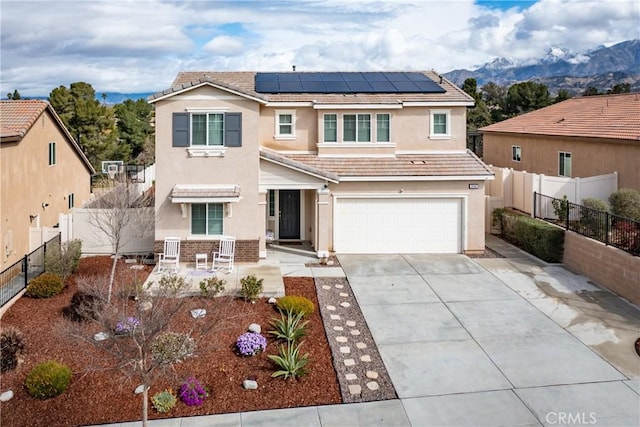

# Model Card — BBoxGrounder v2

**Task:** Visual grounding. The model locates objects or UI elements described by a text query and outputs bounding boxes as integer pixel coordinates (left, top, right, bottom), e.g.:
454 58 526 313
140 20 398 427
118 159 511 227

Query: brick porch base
154 239 259 263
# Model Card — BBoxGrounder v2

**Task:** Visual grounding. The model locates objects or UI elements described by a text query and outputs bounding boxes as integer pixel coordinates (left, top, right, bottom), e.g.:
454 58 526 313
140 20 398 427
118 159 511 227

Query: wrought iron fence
0 234 61 307
534 192 640 256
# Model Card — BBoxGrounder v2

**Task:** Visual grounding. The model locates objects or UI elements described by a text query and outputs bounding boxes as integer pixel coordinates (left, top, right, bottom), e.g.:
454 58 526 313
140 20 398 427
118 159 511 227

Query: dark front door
278 190 300 239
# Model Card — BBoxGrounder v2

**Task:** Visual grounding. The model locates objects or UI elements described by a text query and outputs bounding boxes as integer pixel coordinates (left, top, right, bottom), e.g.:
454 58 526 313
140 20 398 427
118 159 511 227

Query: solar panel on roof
254 72 446 94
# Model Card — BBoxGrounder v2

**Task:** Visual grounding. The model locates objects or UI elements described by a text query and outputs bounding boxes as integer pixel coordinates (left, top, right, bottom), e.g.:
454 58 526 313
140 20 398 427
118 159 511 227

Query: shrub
25 273 64 298
25 360 72 399
582 198 608 212
276 295 315 317
151 389 177 413
552 195 573 221
609 188 640 220
157 274 188 294
500 211 564 262
267 342 309 380
240 274 263 302
179 377 209 406
1 327 26 373
151 332 195 364
199 277 226 298
45 239 82 280
269 310 308 343
114 317 141 336
236 332 267 356
580 198 609 240
62 291 104 322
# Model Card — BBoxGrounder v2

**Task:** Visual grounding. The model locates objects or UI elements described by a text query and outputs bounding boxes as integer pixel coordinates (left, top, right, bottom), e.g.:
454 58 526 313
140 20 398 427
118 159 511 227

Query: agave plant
267 341 309 380
268 310 308 343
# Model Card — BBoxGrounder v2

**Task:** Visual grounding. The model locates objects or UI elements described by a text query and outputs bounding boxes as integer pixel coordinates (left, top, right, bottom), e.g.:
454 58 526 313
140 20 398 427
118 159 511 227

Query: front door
278 190 300 239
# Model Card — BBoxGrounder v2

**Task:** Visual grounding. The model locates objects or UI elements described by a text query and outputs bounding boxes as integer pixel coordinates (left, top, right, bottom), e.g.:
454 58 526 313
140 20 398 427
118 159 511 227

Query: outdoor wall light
42 202 49 209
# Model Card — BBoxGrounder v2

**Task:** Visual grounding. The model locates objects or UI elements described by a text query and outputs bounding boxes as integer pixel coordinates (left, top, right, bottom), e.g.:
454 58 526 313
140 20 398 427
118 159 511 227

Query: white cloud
0 0 637 96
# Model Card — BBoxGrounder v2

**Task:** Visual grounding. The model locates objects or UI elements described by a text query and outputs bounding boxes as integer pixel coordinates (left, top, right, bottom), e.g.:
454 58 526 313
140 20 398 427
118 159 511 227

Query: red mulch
0 257 341 427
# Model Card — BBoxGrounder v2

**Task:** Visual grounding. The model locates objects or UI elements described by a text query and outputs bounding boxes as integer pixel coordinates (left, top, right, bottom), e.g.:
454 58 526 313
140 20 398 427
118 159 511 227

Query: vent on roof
255 72 446 94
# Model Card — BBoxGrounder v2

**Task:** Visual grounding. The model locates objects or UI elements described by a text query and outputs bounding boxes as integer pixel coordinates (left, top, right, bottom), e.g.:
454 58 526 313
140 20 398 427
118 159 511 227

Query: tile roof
261 148 493 180
171 184 241 199
149 71 474 104
480 93 640 142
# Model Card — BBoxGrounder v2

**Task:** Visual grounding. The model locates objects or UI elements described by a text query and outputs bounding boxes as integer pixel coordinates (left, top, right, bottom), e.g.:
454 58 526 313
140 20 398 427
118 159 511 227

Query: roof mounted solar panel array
254 72 446 94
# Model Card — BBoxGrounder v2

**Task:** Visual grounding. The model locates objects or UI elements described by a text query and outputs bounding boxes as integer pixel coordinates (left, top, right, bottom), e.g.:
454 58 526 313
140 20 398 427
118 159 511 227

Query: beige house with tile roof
481 93 640 189
1 100 95 267
149 71 493 261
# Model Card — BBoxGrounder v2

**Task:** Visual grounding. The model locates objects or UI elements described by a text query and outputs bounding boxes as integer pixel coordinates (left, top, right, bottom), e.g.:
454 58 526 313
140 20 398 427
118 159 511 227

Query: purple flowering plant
179 377 209 406
115 316 140 335
236 332 267 356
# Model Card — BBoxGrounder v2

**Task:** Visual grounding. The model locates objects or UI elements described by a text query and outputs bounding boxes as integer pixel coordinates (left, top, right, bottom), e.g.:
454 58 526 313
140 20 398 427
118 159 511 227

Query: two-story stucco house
1 100 96 268
149 71 493 262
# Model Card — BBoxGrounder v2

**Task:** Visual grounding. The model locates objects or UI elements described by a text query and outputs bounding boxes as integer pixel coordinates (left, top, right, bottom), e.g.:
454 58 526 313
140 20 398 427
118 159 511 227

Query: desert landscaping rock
339 292 348 297
94 332 109 341
350 329 361 336
345 320 356 327
366 381 380 391
0 390 14 402
348 384 362 395
333 326 344 331
248 323 261 334
322 285 331 290
267 297 277 304
339 302 351 308
336 336 348 343
134 385 146 395
356 342 367 349
139 300 153 311
344 358 355 366
345 374 357 381
330 314 340 320
326 305 336 311
243 380 258 390
191 308 206 318
366 371 379 379
361 355 371 362
340 346 351 354
334 284 343 289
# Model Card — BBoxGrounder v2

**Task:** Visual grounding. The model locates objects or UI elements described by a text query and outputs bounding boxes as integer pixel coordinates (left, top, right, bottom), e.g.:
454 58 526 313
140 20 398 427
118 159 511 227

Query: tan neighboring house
149 71 494 261
481 93 640 189
1 100 95 268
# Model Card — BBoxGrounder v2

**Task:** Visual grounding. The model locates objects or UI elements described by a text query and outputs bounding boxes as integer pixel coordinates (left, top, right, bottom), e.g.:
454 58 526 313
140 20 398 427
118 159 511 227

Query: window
191 203 223 235
323 114 337 142
376 114 390 142
430 110 450 138
268 190 275 217
559 152 572 177
68 193 75 209
48 142 56 165
275 111 295 138
192 113 224 146
343 114 370 142
512 146 521 162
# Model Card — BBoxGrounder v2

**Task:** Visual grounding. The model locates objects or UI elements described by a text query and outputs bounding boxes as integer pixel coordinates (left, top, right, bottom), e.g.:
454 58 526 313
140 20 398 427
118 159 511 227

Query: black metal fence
534 192 640 256
0 234 61 307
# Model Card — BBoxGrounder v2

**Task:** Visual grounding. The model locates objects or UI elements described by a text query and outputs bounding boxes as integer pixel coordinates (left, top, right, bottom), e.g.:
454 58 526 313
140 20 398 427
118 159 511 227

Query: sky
1 0 638 97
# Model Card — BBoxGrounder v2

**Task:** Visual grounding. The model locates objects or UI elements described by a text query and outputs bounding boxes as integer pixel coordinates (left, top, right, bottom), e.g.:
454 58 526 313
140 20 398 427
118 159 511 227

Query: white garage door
334 197 462 254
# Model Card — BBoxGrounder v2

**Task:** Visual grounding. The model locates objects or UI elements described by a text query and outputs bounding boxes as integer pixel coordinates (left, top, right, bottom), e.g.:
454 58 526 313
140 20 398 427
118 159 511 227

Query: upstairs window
343 114 371 142
191 203 223 235
559 152 572 177
275 111 295 138
323 114 337 142
192 113 224 146
512 146 522 162
68 193 75 209
430 110 451 138
48 142 56 165
172 112 242 148
376 114 390 142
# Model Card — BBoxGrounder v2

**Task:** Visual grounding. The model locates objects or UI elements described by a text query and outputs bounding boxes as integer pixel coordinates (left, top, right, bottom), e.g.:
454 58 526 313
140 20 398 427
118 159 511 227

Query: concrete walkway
95 237 640 426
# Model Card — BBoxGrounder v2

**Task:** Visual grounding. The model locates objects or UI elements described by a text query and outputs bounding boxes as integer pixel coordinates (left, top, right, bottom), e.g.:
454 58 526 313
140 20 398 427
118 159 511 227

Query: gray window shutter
225 113 242 147
172 113 190 147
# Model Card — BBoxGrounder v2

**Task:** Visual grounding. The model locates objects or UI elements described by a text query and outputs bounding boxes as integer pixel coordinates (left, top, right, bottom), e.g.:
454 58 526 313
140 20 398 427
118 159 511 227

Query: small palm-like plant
267 341 309 380
268 310 308 343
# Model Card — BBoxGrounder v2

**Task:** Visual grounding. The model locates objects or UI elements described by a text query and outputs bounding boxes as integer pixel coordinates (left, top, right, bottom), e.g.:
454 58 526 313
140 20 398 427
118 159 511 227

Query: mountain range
443 39 640 95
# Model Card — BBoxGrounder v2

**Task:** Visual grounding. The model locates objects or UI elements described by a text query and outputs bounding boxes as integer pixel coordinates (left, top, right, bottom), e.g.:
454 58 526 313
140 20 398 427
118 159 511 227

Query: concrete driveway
339 241 640 426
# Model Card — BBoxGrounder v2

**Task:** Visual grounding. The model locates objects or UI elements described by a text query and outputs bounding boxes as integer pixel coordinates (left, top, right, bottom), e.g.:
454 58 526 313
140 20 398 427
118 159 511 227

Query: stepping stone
0 390 14 402
345 373 358 381
339 292 348 297
335 284 344 289
366 371 379 379
356 342 367 349
336 336 348 343
348 384 362 395
345 320 356 327
360 355 371 362
326 305 336 311
350 329 361 336
340 346 351 354
366 381 380 391
339 302 351 308
344 359 355 366
322 285 331 290
330 314 340 320
333 326 344 331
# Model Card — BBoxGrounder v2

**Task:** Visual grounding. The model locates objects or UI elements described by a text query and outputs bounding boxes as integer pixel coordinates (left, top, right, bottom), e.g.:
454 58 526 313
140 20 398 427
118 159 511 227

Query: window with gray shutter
172 113 190 147
225 112 242 147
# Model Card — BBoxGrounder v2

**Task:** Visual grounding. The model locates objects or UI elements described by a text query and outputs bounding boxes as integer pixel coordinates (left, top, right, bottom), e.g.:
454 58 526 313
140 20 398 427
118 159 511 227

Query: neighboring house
481 93 640 189
1 100 95 268
149 71 493 261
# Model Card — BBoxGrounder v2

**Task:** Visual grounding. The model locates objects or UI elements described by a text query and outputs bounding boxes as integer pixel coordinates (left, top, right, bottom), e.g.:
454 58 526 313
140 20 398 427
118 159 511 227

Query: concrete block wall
154 239 259 264
562 231 640 306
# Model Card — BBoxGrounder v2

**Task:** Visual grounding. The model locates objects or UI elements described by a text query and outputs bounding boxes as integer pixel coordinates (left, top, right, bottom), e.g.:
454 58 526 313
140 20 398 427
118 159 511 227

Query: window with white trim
430 110 450 138
192 113 224 146
48 142 56 165
376 113 390 142
343 114 371 142
268 190 275 217
275 111 295 138
191 203 223 235
323 114 337 142
559 152 572 177
512 146 521 162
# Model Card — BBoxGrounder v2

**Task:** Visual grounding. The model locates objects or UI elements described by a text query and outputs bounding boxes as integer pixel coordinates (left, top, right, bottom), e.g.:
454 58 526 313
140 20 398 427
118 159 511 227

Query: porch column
316 188 330 258
258 190 268 258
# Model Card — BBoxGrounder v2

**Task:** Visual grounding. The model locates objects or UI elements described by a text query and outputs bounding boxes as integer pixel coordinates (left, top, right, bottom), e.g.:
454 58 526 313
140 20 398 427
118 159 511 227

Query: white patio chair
158 237 180 273
212 236 236 273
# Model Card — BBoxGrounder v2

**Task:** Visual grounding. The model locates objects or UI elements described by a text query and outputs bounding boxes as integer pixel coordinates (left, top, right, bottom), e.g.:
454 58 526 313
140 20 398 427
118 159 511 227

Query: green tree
554 89 572 103
607 83 631 94
461 78 491 130
481 82 507 122
583 86 600 96
114 99 155 162
504 81 551 117
6 89 21 100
